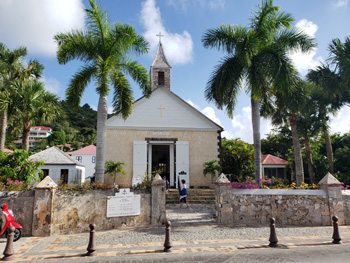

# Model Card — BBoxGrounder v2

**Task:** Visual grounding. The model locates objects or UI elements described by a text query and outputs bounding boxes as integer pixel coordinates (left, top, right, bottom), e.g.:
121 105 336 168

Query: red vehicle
0 203 22 241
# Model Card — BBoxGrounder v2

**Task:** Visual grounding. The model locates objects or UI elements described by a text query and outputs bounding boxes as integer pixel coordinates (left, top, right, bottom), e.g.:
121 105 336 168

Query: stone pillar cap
318 172 341 186
215 173 230 184
152 173 165 186
35 176 58 189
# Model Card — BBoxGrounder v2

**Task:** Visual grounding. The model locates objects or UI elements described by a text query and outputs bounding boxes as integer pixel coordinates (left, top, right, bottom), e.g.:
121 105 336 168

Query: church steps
166 189 216 204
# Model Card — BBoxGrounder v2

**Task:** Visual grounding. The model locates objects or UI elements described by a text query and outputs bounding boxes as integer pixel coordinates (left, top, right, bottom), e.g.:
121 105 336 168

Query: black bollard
2 226 15 261
269 217 278 247
86 223 97 256
163 221 172 252
332 216 342 244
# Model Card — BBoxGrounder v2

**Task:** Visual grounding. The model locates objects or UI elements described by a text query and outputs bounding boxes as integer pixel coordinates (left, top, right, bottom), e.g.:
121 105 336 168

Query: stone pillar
214 173 233 224
151 173 166 225
32 176 57 236
319 172 345 225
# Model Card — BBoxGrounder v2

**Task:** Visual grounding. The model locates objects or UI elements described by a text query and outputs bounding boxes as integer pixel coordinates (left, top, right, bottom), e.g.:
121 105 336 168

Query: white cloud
201 107 221 125
167 0 226 12
332 0 349 7
0 0 85 56
289 19 323 77
230 107 273 144
329 106 350 134
140 0 194 65
41 77 61 95
185 99 200 110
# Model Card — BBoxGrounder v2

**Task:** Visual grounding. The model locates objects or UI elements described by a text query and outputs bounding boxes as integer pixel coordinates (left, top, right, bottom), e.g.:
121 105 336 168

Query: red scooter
0 203 22 242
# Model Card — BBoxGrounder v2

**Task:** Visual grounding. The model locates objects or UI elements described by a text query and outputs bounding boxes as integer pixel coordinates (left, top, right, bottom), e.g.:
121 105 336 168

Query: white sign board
107 188 141 217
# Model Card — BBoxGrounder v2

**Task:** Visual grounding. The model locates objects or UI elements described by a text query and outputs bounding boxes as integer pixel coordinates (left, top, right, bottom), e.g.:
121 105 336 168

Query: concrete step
166 189 215 204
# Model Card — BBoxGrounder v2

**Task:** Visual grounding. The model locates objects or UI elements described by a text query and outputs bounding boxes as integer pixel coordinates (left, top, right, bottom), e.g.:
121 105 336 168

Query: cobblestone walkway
165 203 216 226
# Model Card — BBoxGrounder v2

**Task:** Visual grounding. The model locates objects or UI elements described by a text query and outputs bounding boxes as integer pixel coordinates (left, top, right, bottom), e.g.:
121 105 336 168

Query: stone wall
342 190 350 224
0 191 35 236
0 175 166 237
215 180 350 226
51 190 151 235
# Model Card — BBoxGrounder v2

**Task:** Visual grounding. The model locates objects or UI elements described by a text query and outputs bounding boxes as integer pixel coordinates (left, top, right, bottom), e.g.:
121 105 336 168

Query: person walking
179 179 189 208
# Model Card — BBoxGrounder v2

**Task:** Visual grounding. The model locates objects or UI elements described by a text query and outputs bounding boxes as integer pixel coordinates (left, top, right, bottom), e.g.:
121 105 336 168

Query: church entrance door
148 142 174 187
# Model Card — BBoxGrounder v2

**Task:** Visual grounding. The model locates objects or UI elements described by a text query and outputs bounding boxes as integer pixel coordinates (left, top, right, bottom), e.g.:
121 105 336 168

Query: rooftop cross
156 32 164 43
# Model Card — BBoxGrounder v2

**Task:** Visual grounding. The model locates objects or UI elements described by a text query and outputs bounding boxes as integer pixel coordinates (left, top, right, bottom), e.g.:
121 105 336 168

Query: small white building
67 144 96 179
29 146 85 184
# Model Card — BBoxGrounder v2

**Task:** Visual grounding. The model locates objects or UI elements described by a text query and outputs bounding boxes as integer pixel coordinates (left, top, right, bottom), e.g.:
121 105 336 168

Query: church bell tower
150 33 171 91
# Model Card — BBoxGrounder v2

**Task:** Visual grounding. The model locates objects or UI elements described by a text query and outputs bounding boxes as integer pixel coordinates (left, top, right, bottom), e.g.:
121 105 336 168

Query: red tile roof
3 148 13 153
262 154 288 165
68 144 96 154
31 126 52 131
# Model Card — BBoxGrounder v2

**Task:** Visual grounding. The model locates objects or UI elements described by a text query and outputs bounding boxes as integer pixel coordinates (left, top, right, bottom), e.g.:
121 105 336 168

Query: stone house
105 41 223 189
29 146 85 184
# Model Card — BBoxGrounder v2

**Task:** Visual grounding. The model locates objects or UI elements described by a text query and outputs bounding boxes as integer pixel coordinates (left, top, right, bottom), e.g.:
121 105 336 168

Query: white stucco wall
69 153 95 179
39 164 85 184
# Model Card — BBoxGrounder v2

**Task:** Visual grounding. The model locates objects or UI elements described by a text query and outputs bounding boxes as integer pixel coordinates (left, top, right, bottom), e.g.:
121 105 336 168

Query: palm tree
261 81 312 185
296 91 321 184
0 44 27 151
0 43 43 151
105 160 126 189
54 0 150 184
307 37 350 174
11 80 63 151
202 0 316 183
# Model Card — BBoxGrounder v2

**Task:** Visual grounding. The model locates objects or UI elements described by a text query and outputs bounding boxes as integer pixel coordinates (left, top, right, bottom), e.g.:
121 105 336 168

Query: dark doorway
152 144 169 181
60 169 69 183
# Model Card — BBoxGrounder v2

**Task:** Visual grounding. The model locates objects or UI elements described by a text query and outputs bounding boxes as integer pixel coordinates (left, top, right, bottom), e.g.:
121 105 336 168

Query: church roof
29 146 85 167
262 154 288 165
106 87 223 132
151 42 171 69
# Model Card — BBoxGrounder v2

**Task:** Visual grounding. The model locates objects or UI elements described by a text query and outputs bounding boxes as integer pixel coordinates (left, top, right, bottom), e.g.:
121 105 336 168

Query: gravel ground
63 225 334 247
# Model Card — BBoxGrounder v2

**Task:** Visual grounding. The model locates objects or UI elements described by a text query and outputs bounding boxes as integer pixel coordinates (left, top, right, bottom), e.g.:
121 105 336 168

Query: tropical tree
203 159 222 184
307 37 350 174
105 160 126 189
54 0 150 183
221 138 255 182
0 43 43 151
202 0 316 183
11 80 63 151
261 81 311 186
0 44 26 151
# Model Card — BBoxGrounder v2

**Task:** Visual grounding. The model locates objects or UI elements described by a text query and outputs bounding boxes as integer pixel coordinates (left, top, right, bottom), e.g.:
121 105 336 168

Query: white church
105 40 223 189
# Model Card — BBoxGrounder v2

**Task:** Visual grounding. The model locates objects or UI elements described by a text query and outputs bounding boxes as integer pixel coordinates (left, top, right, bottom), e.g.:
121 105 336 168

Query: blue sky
0 0 349 143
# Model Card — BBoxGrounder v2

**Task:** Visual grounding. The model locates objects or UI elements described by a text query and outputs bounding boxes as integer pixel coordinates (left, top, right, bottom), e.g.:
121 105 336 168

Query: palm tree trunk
323 127 334 174
0 109 7 151
22 121 31 152
304 134 316 184
289 115 304 186
251 97 261 184
95 95 108 183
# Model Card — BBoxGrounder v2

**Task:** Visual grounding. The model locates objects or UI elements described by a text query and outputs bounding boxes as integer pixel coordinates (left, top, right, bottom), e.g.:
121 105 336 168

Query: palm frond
202 24 248 54
54 30 96 65
117 59 151 97
111 71 134 120
273 28 316 53
66 64 96 108
205 56 245 118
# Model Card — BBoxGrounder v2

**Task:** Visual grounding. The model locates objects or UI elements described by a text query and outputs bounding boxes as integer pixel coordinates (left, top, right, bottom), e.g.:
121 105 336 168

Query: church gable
106 87 222 131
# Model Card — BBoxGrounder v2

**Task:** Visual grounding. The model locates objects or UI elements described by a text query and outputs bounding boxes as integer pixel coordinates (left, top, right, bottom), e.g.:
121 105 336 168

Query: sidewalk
0 204 349 262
